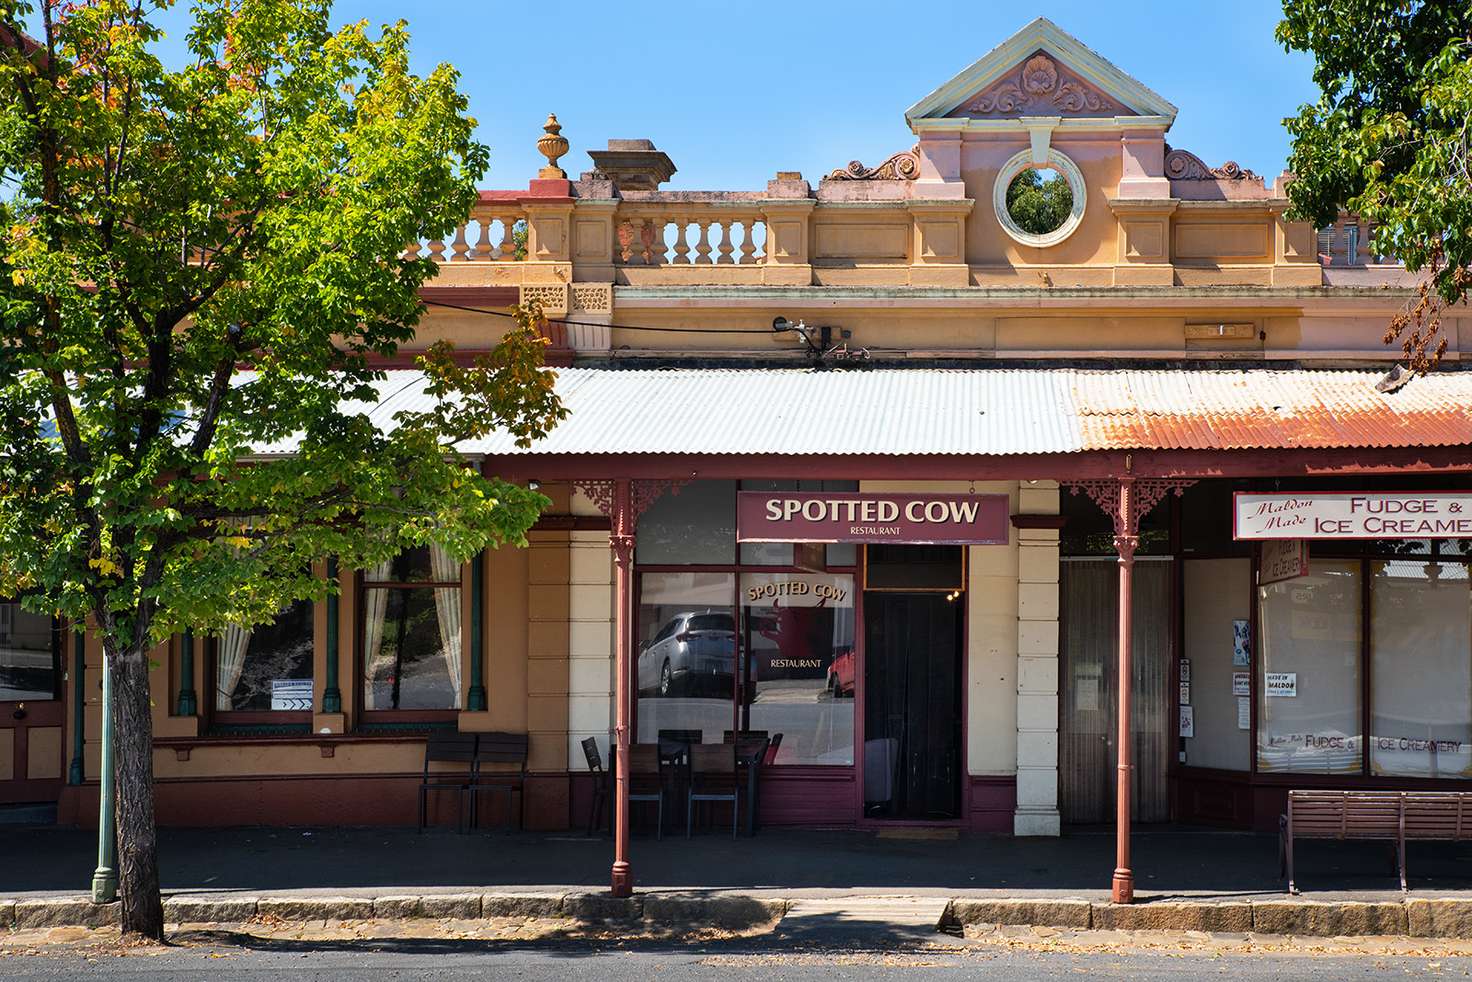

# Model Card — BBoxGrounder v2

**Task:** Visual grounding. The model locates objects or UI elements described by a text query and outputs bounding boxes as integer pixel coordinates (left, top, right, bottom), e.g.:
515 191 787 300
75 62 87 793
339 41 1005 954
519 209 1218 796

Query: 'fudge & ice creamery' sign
737 492 1010 545
1234 492 1472 540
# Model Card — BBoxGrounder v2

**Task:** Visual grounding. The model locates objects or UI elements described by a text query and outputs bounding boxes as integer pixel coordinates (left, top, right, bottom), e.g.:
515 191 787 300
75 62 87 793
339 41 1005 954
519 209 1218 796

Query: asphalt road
2 939 1469 981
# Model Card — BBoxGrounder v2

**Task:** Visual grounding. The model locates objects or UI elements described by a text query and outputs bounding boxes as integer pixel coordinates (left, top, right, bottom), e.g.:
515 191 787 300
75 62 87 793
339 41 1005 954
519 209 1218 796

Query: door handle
12 703 25 721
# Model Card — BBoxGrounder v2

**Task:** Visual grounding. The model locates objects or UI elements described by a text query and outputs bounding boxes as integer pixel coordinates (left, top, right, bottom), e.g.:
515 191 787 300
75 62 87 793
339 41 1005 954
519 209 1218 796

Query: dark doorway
862 592 963 820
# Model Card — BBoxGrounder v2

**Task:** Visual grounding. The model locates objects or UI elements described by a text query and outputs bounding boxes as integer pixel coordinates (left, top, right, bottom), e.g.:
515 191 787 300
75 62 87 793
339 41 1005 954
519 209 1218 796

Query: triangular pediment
906 18 1177 127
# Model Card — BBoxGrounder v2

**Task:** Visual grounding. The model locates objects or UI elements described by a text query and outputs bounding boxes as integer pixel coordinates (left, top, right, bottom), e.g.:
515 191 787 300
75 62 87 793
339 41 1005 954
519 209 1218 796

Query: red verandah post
1112 475 1137 905
609 478 635 897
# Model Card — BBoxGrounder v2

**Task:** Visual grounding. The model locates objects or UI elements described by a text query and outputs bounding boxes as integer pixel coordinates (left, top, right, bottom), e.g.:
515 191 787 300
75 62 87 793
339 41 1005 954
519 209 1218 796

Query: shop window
1179 481 1251 558
362 544 463 712
636 480 736 565
739 572 856 766
0 600 59 702
635 571 737 746
1370 560 1472 778
1257 560 1363 774
215 599 313 713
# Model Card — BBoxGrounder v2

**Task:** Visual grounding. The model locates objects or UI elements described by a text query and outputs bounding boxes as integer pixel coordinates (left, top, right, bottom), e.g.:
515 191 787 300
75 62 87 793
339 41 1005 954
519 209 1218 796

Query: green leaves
1279 0 1472 370
0 0 559 646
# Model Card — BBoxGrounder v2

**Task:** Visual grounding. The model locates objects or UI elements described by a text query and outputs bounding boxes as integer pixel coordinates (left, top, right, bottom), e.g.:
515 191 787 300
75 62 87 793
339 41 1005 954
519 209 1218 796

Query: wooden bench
1281 790 1472 893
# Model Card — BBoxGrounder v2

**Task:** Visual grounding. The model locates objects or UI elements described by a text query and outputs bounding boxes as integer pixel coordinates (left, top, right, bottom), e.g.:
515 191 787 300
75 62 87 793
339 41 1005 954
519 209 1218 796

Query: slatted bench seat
1280 790 1472 894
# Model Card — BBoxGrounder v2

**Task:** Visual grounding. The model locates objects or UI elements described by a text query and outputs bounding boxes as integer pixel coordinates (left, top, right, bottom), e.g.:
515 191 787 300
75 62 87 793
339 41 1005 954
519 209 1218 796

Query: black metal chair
417 732 479 833
467 731 529 830
687 742 740 839
628 743 665 839
581 736 609 837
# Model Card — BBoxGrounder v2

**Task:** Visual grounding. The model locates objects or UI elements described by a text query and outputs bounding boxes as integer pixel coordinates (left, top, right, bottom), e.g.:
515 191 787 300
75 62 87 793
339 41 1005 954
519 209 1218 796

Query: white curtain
215 624 252 711
429 542 464 707
361 557 394 710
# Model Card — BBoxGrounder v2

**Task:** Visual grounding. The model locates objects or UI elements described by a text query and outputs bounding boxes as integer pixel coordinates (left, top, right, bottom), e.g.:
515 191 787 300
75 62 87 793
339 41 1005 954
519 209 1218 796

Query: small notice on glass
271 678 313 711
1237 697 1251 730
1178 659 1191 683
1232 672 1250 696
1178 681 1190 706
1232 619 1251 667
1264 672 1297 698
1179 705 1195 738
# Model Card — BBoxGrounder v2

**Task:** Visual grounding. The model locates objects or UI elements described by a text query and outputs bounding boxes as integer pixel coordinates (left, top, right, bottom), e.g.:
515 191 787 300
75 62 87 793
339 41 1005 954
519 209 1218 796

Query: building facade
3 19 1471 892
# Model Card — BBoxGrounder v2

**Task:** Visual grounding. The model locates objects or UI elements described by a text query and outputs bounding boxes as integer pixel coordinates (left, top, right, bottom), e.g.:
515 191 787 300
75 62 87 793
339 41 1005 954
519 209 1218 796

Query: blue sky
144 1 1317 191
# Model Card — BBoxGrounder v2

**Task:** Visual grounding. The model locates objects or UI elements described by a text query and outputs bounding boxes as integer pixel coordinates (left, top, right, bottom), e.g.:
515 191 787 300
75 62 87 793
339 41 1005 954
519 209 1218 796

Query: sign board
736 492 1010 546
1232 672 1251 696
270 678 313 711
1265 672 1297 698
1235 491 1472 540
1260 539 1310 585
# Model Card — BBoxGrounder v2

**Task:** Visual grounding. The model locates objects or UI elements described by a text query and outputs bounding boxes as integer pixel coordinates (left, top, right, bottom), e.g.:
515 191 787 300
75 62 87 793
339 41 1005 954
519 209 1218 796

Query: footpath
6 824 1472 940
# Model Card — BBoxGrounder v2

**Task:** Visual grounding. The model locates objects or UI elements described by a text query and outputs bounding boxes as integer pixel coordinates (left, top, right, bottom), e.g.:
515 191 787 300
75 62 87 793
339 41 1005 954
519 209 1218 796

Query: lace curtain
429 543 464 707
360 557 395 710
215 624 252 711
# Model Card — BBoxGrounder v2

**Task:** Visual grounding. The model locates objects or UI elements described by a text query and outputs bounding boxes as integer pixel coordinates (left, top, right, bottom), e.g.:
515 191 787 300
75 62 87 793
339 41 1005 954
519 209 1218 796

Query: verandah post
322 557 342 715
1112 476 1137 905
609 478 635 897
91 649 117 904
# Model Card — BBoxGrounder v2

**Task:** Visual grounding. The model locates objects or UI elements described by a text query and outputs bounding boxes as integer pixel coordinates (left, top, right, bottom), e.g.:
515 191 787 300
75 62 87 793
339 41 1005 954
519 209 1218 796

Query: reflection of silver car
637 611 735 697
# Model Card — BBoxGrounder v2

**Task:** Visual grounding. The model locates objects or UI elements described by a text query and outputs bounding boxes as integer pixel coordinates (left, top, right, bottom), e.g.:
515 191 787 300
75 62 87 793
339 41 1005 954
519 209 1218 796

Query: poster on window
1265 672 1297 698
1179 705 1195 738
1232 672 1250 696
270 678 313 710
1232 619 1251 666
1237 697 1251 730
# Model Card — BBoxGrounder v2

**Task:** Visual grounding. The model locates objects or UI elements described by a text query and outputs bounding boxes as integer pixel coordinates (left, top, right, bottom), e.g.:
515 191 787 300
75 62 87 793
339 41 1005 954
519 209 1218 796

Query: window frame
632 479 860 768
356 562 466 726
206 600 316 729
1250 542 1472 782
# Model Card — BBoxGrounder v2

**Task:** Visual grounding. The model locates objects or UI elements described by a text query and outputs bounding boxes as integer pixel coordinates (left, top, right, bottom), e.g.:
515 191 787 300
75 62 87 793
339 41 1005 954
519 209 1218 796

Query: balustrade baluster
694 221 713 265
426 237 447 263
716 221 735 264
671 218 691 264
450 223 470 262
499 217 519 261
474 218 494 260
640 219 658 265
738 220 758 265
402 240 421 260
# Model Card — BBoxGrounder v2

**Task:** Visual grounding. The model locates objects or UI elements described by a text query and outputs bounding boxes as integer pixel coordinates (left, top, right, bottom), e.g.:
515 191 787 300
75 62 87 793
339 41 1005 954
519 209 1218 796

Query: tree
1278 1 1472 373
1005 167 1073 236
0 0 564 940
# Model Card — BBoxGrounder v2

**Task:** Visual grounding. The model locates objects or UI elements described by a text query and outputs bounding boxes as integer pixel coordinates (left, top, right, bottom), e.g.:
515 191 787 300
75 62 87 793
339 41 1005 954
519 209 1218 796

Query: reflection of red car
826 646 855 697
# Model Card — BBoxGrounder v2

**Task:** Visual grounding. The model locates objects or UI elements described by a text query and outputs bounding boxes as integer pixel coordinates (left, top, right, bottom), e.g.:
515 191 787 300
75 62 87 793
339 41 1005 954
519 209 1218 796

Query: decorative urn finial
537 113 569 179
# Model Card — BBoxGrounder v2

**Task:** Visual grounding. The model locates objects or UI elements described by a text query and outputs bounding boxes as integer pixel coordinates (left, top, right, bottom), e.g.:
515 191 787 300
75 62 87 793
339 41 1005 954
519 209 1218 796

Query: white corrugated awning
248 366 1472 458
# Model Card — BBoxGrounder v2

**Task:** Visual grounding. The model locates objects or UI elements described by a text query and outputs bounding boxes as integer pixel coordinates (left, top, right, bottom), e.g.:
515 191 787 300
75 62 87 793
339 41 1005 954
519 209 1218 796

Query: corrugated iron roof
248 366 1472 458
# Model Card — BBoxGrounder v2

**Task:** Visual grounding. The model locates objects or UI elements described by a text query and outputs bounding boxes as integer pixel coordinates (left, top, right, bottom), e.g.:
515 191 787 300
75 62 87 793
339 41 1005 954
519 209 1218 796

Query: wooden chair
687 742 740 839
467 732 529 831
628 743 666 839
581 737 609 837
417 732 479 833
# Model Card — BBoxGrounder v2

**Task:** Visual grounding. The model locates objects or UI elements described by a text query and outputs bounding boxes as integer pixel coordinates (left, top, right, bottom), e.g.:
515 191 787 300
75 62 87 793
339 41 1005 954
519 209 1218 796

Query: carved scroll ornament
827 145 921 181
1164 144 1261 182
951 52 1122 118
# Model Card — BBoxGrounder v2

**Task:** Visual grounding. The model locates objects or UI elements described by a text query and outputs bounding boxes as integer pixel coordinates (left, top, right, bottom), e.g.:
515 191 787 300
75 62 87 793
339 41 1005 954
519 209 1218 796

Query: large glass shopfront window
635 480 858 767
1256 542 1472 778
1371 560 1472 778
1257 560 1363 774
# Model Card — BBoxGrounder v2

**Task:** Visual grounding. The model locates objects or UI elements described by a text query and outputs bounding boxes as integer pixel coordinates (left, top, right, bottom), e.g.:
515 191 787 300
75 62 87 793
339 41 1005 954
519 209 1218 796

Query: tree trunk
106 636 165 940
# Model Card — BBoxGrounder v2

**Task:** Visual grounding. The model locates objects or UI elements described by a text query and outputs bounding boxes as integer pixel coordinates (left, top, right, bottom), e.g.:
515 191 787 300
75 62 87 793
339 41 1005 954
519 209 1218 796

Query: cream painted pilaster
1014 480 1062 837
567 521 614 770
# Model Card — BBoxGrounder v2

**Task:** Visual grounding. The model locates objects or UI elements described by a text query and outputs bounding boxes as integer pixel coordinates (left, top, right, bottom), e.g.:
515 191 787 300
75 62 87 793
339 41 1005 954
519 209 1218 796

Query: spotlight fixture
528 480 541 491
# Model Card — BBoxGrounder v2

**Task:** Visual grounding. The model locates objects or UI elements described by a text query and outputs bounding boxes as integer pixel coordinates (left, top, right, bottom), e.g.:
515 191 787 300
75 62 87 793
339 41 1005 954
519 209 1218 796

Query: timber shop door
0 603 65 805
1058 561 1172 825
862 593 963 820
